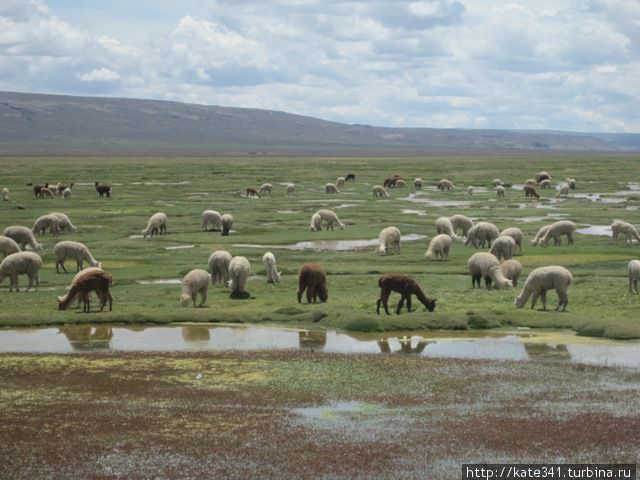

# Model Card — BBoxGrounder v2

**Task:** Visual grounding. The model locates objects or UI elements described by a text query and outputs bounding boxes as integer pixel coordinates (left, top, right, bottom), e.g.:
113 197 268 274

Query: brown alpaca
246 187 261 198
383 174 403 188
95 182 112 198
376 274 437 315
30 183 48 198
297 263 328 304
58 269 113 312
524 184 540 198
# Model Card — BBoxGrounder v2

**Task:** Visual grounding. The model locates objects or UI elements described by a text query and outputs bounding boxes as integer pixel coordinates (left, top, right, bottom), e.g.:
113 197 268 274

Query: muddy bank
1 351 638 479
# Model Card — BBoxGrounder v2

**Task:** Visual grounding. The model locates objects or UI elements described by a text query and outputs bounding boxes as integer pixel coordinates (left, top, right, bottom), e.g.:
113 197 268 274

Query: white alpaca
263 252 281 283
489 235 517 261
500 259 522 287
628 259 640 294
467 252 513 290
414 178 423 189
180 269 210 307
309 213 322 232
201 210 222 231
425 234 453 261
372 185 389 197
0 236 20 258
208 250 232 286
142 212 168 238
539 179 552 189
435 217 457 239
492 179 504 187
63 188 72 199
2 226 43 251
464 222 499 248
438 179 454 191
0 251 42 292
566 178 577 190
315 209 345 231
258 183 273 195
221 213 234 236
395 179 408 188
51 212 77 233
465 186 474 195
229 256 251 296
515 266 572 311
450 214 474 238
531 225 556 247
32 214 60 236
611 220 640 244
377 226 401 255
500 227 523 254
336 177 346 188
539 220 576 247
556 182 570 198
495 185 506 198
286 183 295 195
2 187 9 201
325 183 339 194
53 241 101 273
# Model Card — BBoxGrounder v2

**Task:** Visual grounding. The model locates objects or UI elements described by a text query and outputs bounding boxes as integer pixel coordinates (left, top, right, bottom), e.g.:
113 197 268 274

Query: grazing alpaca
345 173 356 182
376 274 437 315
30 183 48 198
58 269 113 312
246 187 261 198
524 184 540 198
297 263 328 303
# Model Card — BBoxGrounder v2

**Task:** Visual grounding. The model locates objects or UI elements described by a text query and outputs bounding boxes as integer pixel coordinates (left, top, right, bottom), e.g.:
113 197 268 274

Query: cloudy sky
1 0 638 132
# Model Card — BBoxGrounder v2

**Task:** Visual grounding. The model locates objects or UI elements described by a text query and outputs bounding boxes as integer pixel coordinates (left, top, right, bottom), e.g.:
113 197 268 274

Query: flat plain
0 154 639 337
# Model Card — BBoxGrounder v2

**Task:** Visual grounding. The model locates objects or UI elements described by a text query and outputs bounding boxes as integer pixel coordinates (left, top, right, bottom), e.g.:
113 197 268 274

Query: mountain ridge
1 91 637 155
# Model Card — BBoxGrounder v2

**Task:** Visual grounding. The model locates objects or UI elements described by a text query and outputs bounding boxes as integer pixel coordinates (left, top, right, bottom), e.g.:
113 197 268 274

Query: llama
58 269 113 312
297 263 328 303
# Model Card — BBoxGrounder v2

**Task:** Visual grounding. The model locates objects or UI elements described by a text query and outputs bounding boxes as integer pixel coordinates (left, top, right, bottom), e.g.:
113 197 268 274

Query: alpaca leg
306 286 313 303
633 279 639 294
297 287 305 303
484 275 493 289
26 274 34 292
568 233 574 245
199 287 207 307
406 294 412 313
556 290 568 311
10 273 18 292
191 293 197 307
540 290 548 310
472 274 482 288
530 291 539 309
377 289 391 315
396 295 406 315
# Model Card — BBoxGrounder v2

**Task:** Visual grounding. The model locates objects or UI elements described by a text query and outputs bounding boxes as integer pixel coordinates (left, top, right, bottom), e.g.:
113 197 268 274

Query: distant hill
0 91 636 155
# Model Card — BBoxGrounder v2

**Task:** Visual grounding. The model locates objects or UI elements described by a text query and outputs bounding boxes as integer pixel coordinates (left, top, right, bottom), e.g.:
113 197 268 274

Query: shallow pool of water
572 193 626 204
576 225 612 236
234 234 426 251
165 245 195 250
1 326 638 368
405 193 474 207
401 209 429 216
136 279 182 285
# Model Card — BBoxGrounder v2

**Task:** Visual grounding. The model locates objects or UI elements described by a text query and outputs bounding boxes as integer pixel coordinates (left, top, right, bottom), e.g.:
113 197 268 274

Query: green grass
1 154 639 338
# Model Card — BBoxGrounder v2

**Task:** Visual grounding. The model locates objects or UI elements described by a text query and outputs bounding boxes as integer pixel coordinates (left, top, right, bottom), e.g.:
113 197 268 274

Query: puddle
187 192 209 196
165 245 194 250
576 225 612 236
1 326 639 368
135 279 182 285
512 213 568 223
405 193 474 207
335 204 360 209
154 202 175 207
75 182 123 186
233 234 426 251
276 210 298 214
128 234 144 239
627 206 639 211
291 401 378 421
516 202 558 210
628 182 640 191
511 184 524 190
573 193 626 204
401 209 428 216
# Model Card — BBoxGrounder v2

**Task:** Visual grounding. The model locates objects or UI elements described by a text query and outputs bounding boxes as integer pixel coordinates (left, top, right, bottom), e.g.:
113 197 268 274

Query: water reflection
0 325 639 369
58 326 113 351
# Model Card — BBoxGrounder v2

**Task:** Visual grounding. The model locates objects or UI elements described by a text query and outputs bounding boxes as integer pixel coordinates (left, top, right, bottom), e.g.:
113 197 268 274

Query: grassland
1 154 639 338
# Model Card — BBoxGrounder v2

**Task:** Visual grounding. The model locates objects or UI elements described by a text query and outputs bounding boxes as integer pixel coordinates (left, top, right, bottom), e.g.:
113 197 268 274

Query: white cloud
77 67 120 82
0 0 638 132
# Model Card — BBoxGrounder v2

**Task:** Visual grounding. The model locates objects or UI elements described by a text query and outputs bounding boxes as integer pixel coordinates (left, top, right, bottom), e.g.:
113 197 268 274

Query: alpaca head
179 293 191 307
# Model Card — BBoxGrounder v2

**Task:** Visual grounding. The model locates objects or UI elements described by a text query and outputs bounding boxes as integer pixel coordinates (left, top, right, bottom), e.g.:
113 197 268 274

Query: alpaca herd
0 168 639 321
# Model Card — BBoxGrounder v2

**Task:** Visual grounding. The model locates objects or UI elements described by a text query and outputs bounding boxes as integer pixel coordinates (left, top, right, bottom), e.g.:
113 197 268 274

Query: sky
1 0 638 132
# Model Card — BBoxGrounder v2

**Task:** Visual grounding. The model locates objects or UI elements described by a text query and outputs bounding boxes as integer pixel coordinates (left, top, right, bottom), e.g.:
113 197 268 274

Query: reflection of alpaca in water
181 326 211 342
298 330 327 351
58 326 113 351
377 336 429 354
523 343 570 362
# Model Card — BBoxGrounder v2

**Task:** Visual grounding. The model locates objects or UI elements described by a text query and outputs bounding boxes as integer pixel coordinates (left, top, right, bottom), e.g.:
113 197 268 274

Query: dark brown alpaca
297 263 328 304
524 184 540 198
383 174 403 188
95 182 112 198
345 173 355 182
58 270 113 312
376 274 437 315
246 187 261 198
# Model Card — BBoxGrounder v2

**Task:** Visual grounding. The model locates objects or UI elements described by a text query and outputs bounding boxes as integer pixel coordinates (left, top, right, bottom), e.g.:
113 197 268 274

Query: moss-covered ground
1 154 639 338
